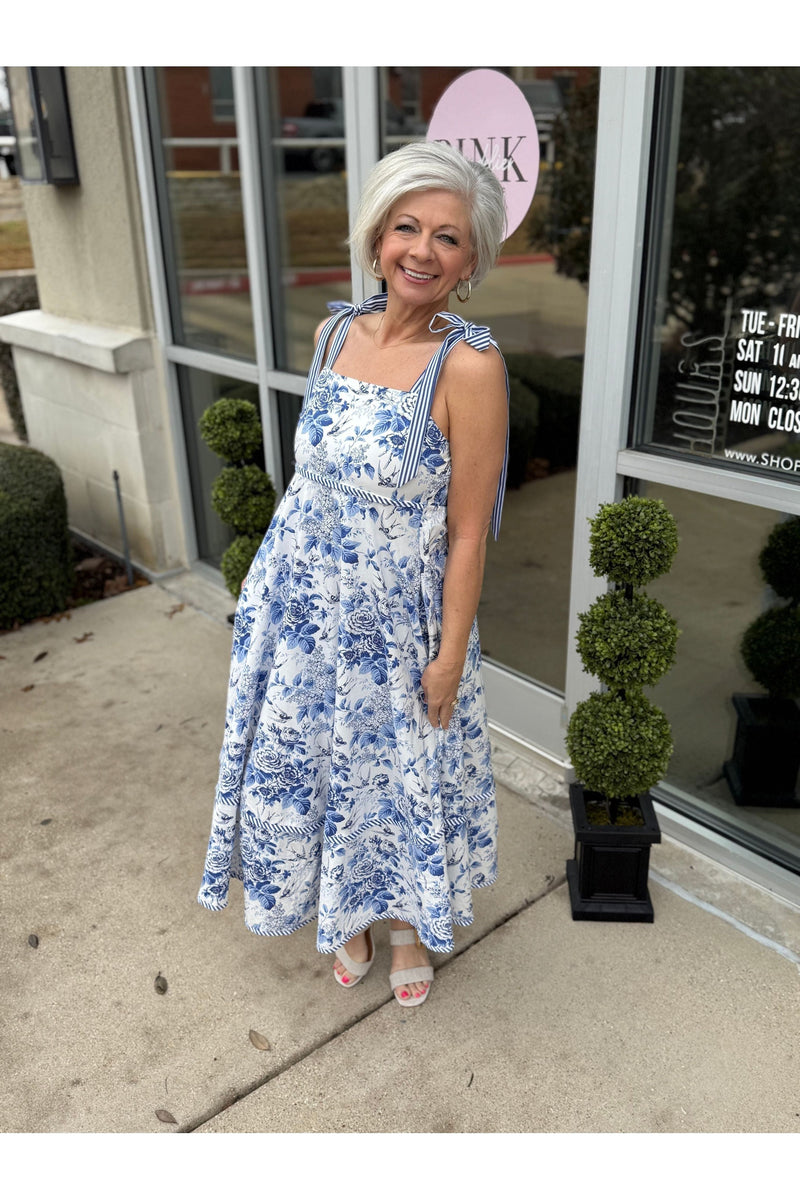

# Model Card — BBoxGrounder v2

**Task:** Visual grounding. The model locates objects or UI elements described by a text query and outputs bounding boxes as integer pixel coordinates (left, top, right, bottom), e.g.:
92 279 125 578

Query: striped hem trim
244 910 320 939
239 797 493 849
198 875 499 947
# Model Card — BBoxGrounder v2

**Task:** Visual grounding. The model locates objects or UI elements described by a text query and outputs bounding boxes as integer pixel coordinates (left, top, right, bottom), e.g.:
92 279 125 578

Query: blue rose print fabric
197 319 502 955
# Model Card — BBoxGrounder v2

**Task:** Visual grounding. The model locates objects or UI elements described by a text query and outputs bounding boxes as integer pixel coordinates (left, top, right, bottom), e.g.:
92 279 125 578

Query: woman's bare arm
421 343 508 730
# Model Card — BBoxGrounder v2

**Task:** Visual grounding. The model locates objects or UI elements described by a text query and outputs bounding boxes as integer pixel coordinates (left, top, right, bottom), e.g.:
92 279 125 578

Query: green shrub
739 516 800 698
199 396 275 597
589 496 679 586
221 534 263 597
199 397 264 464
504 352 583 470
0 275 38 442
506 376 540 489
757 515 800 602
0 442 74 628
566 690 673 802
741 604 800 699
211 465 276 534
576 590 679 689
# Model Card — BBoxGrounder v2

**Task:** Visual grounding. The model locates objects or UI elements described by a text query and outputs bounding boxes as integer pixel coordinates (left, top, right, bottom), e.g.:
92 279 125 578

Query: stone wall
0 310 186 572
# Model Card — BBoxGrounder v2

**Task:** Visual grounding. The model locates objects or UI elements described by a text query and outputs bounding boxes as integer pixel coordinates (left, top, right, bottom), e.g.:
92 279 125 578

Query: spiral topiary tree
198 398 275 597
566 496 680 822
739 516 800 700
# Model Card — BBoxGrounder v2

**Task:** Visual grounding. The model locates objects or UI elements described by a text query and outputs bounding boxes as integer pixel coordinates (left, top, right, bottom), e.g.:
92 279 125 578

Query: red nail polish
401 990 409 998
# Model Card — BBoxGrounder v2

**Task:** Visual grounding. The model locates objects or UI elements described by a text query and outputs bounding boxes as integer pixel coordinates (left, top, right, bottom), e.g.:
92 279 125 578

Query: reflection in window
635 68 800 484
151 67 255 361
642 481 800 874
257 67 351 374
378 67 599 692
210 67 235 123
176 366 262 567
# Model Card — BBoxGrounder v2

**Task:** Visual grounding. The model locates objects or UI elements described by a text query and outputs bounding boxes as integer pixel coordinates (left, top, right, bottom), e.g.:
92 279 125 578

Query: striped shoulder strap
301 293 389 410
398 311 510 541
303 296 509 539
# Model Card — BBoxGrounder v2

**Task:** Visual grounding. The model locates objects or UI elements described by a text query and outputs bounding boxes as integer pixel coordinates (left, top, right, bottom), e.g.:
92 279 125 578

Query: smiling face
375 189 476 311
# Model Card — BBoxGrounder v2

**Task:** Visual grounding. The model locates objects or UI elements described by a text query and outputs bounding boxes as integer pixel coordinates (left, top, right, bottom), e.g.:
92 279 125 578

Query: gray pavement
1 577 799 1134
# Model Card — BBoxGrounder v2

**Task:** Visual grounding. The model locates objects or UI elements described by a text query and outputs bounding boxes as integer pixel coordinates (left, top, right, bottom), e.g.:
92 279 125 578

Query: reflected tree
545 67 800 327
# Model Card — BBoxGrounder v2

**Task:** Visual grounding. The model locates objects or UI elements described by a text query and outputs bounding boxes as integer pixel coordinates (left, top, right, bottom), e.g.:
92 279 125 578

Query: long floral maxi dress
197 294 509 955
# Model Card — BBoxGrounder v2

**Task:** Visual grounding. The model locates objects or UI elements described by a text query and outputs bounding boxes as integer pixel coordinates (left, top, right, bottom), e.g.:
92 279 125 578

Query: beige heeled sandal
333 927 374 989
389 928 433 1008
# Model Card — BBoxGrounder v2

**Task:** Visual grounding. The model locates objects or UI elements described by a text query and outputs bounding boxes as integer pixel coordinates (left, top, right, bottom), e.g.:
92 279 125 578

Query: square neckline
319 366 450 450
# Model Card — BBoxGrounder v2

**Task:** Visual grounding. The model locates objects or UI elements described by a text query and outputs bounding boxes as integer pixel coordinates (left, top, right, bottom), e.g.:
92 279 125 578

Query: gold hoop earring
456 278 472 303
371 256 383 280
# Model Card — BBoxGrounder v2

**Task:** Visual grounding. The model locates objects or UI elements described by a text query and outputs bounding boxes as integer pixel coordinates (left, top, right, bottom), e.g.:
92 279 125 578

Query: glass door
379 67 600 759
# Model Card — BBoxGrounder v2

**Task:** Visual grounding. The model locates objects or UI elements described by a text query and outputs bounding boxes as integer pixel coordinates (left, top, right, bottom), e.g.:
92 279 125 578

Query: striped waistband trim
296 466 424 511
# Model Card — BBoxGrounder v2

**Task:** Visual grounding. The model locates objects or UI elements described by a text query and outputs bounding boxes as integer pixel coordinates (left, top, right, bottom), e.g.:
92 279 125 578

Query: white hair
349 141 507 289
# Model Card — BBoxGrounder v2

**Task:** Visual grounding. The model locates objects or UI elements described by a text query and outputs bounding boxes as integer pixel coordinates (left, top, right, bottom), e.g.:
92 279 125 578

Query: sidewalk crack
185 875 566 1133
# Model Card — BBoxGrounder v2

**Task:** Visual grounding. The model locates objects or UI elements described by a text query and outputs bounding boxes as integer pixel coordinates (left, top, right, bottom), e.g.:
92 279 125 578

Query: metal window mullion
617 448 800 517
564 67 657 717
343 67 381 304
232 66 285 493
266 369 308 397
165 342 261 385
125 66 198 565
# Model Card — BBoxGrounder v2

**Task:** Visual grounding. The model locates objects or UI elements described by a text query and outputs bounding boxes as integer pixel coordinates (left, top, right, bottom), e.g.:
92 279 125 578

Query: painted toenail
342 976 350 983
401 990 409 998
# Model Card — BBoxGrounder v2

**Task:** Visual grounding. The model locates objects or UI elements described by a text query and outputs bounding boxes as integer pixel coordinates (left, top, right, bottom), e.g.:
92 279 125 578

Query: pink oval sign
427 69 540 238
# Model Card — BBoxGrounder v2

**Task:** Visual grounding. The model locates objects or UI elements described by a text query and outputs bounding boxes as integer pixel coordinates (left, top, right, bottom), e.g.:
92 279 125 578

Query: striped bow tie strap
301 294 390 410
397 309 510 541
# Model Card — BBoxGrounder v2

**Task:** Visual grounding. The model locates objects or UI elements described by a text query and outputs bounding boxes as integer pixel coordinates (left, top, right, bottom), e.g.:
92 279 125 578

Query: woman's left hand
421 657 462 730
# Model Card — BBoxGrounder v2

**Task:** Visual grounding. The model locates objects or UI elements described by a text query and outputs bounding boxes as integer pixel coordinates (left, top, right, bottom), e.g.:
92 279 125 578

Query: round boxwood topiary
576 589 679 689
589 496 679 587
757 515 800 602
741 605 800 699
211 464 276 535
221 534 263 597
199 397 264 464
0 442 74 629
565 690 674 801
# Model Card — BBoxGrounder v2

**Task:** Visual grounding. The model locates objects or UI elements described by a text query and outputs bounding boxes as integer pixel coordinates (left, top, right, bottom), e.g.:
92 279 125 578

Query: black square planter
566 782 661 922
723 694 800 807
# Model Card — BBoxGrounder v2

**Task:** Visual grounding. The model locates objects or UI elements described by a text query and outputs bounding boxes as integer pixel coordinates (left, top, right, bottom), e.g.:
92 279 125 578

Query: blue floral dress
197 294 509 954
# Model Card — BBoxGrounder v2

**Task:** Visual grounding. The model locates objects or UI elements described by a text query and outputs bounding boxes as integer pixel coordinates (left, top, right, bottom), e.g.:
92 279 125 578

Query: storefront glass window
634 67 800 485
379 67 599 693
255 68 351 374
642 480 800 873
149 67 255 361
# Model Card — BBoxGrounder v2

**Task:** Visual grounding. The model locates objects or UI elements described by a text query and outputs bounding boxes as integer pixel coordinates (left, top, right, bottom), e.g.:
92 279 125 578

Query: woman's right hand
421 656 462 730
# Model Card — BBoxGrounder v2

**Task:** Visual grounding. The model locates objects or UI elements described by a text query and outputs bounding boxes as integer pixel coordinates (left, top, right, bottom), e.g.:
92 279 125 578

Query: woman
198 140 509 1008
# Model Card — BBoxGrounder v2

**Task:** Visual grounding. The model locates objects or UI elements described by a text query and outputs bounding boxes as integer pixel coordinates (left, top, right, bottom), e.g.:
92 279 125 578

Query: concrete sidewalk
1 578 798 1133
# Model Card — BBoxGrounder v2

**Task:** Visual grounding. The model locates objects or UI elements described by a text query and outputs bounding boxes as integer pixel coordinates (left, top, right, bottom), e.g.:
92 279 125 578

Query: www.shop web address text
723 448 800 472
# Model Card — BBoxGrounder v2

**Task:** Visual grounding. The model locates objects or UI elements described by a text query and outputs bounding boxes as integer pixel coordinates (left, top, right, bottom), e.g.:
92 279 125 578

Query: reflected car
281 99 425 172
